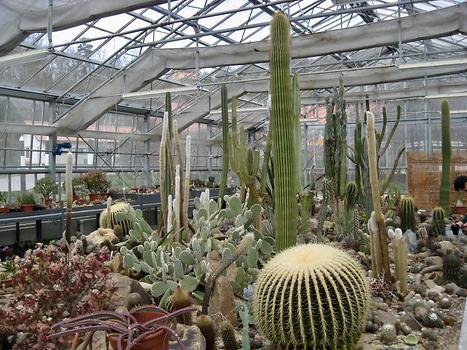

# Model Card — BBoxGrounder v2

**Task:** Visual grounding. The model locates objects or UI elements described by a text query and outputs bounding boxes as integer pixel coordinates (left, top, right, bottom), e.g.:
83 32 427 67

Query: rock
208 276 237 328
414 306 428 322
444 282 461 295
309 218 318 233
401 313 422 331
436 241 454 256
403 290 415 302
405 229 418 252
170 324 205 350
85 228 118 253
139 281 152 292
107 273 152 311
456 288 467 297
425 256 443 267
442 314 456 326
374 310 395 325
207 251 237 282
427 286 446 298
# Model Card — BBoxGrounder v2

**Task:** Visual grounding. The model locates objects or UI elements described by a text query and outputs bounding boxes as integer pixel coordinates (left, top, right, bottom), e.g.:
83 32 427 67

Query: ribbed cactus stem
439 100 451 214
368 211 382 276
160 112 169 231
167 194 173 233
432 206 445 236
183 135 191 233
174 164 181 237
106 196 112 228
367 111 391 280
400 197 416 232
219 84 229 204
392 228 408 295
270 12 297 251
292 72 303 192
172 119 185 229
254 244 370 349
64 151 73 247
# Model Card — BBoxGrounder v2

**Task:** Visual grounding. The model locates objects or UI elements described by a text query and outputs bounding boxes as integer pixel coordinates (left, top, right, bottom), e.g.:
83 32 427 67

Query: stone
444 282 461 295
442 315 456 326
208 276 238 328
401 313 422 332
106 273 152 311
405 229 418 252
309 218 318 233
425 256 443 267
414 306 427 322
85 228 118 253
436 241 454 256
170 324 206 350
374 310 396 325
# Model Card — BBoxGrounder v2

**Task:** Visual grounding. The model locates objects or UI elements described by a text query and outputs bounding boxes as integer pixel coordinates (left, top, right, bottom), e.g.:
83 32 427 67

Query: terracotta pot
73 194 80 201
108 311 170 350
89 193 99 202
1 277 13 288
21 204 34 212
0 207 8 214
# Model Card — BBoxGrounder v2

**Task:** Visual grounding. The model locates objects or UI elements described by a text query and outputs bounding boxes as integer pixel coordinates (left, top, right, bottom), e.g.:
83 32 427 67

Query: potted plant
81 172 111 202
0 192 8 214
0 259 17 288
15 192 37 212
33 176 58 208
49 305 193 350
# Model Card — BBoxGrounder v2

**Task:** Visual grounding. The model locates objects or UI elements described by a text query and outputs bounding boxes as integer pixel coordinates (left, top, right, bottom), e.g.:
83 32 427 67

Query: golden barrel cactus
99 202 134 236
254 244 369 349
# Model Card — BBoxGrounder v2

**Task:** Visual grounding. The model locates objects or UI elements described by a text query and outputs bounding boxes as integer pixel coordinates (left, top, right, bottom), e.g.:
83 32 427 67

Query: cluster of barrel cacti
120 192 273 301
254 244 370 349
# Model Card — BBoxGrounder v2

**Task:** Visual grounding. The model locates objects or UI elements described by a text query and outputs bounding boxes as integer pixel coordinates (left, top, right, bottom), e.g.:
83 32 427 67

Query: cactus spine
431 206 445 236
270 12 297 251
443 253 460 283
171 286 193 325
254 244 370 349
400 197 416 232
196 314 217 350
392 228 408 295
64 151 73 251
219 84 229 205
367 111 391 280
439 100 451 214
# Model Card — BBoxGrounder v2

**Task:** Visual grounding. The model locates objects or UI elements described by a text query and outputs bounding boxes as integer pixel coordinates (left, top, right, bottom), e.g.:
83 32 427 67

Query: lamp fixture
122 86 199 100
0 49 50 68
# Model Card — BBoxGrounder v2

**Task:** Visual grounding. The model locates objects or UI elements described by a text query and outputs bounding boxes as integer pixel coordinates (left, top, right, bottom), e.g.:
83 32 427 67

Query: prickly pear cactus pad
254 244 370 349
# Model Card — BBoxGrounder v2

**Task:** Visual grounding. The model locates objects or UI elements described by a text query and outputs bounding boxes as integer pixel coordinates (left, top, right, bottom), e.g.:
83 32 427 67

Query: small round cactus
400 197 416 232
443 253 461 283
254 244 369 349
431 207 445 236
379 324 397 345
422 309 444 328
99 202 134 235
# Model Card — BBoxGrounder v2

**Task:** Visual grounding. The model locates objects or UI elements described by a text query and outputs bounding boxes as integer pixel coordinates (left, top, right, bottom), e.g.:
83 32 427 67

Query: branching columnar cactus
219 84 230 205
367 111 391 280
400 197 416 232
270 12 297 251
439 100 451 214
391 228 408 295
431 207 446 236
99 202 136 236
254 244 370 349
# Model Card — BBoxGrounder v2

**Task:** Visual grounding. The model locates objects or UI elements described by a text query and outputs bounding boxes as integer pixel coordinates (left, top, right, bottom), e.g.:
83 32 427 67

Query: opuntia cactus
439 100 451 214
400 197 416 232
431 207 445 236
254 244 369 349
270 12 297 251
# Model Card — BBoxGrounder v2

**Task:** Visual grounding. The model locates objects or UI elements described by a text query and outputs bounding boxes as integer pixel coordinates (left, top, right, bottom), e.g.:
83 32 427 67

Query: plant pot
89 193 99 202
21 204 34 212
73 194 80 201
108 311 170 350
0 207 8 214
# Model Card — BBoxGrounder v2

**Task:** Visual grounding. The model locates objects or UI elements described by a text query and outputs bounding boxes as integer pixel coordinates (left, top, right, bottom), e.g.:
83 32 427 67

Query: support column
144 115 151 187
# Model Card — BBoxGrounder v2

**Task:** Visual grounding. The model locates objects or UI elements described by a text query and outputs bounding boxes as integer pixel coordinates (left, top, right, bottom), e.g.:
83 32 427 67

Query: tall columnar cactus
400 197 416 232
270 12 297 251
173 119 185 230
219 84 230 205
183 135 191 233
367 111 391 280
64 151 73 250
431 206 445 236
345 181 358 214
292 72 303 191
439 100 451 214
254 244 370 349
391 228 408 295
159 112 170 232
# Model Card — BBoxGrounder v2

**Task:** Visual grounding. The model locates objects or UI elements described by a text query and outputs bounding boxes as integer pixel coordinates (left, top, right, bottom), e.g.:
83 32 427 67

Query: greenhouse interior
0 0 467 349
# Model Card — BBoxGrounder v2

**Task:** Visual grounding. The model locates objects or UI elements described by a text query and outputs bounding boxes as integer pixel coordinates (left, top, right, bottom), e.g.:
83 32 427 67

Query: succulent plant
443 253 461 283
404 334 419 345
220 321 238 350
422 309 444 328
391 228 408 295
345 181 358 212
99 202 136 236
379 324 397 345
196 314 216 350
439 296 452 309
400 197 416 232
254 244 369 349
171 286 193 325
431 207 446 236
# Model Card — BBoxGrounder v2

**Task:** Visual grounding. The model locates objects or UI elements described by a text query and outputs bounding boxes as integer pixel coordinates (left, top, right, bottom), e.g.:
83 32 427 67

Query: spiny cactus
254 244 370 349
391 228 408 295
99 202 135 236
220 321 238 350
171 286 193 325
431 207 446 236
443 253 461 283
400 197 416 232
345 181 358 214
439 100 451 214
270 12 297 251
380 324 397 345
317 177 332 237
196 314 216 350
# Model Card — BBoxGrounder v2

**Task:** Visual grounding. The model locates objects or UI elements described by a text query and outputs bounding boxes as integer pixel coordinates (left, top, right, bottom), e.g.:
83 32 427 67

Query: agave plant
48 305 195 350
